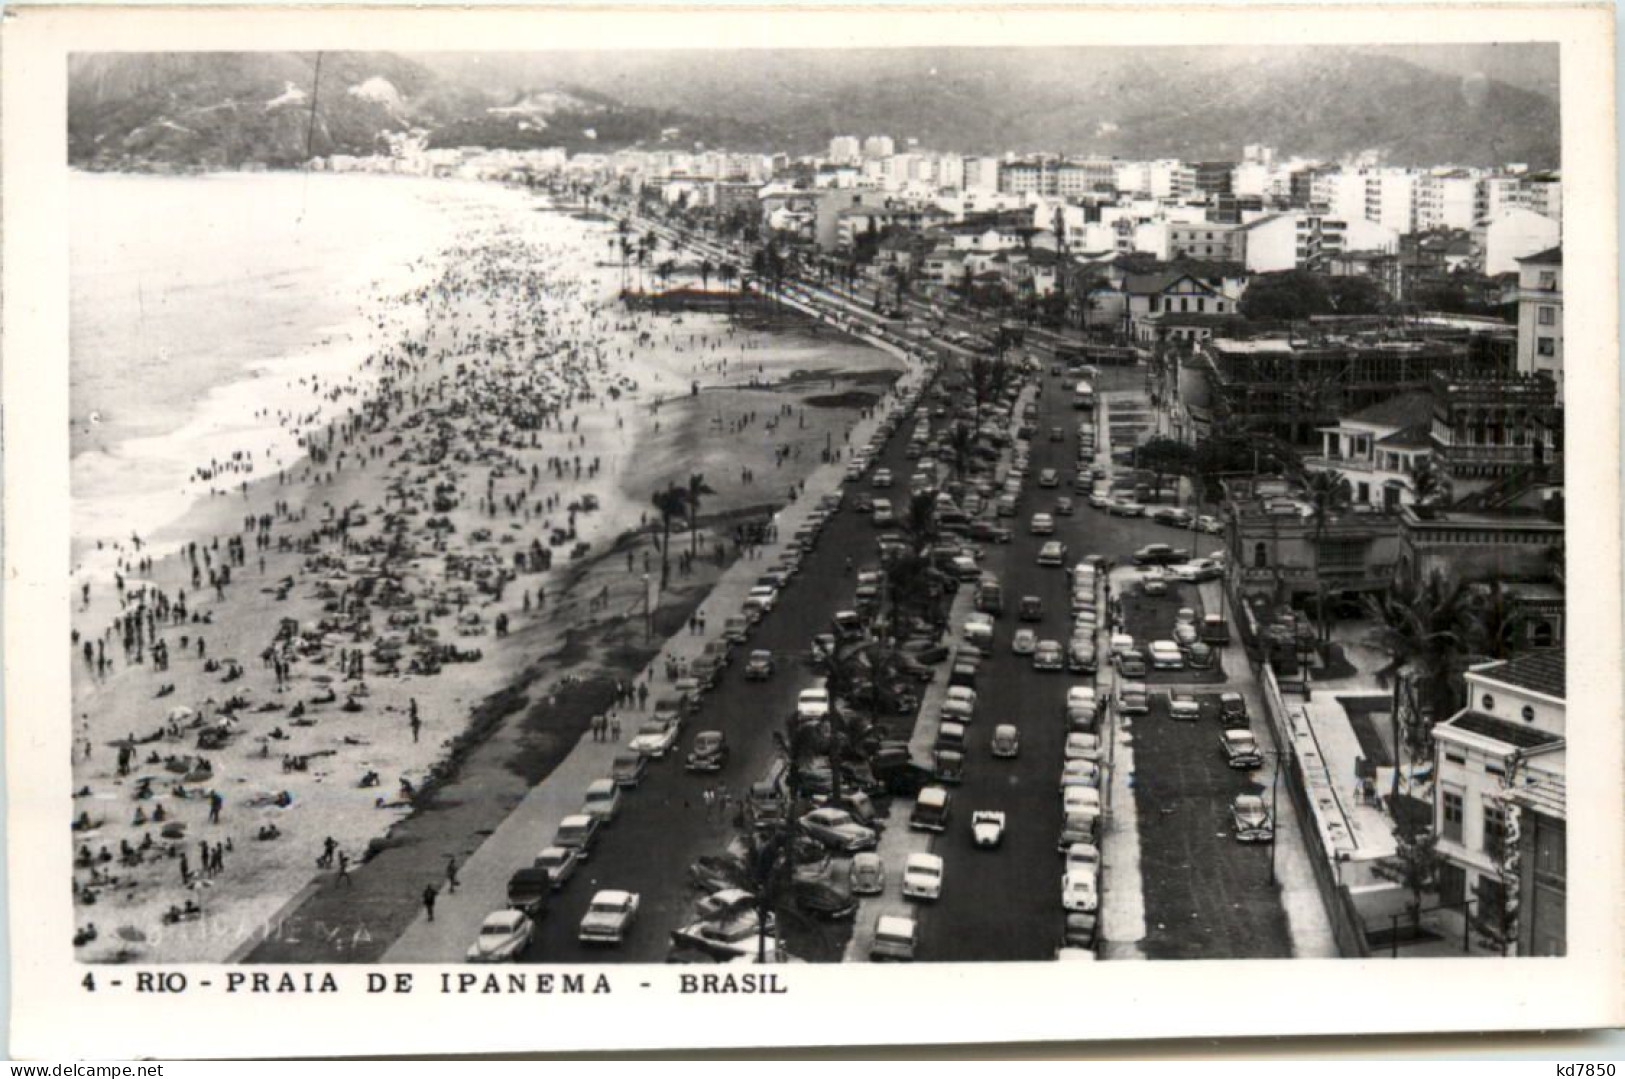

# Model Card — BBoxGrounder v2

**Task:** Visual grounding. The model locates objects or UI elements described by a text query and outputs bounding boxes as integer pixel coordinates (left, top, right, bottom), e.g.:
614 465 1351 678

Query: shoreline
69 180 903 963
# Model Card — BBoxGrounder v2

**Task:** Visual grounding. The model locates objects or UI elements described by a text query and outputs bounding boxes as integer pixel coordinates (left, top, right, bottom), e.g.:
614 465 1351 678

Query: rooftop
1517 245 1563 266
1442 710 1563 750
1501 775 1566 819
1375 423 1432 450
1477 651 1567 700
1342 390 1437 432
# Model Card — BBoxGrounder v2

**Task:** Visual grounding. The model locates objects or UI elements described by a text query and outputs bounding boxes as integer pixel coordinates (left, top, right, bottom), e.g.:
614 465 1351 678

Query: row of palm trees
647 473 718 588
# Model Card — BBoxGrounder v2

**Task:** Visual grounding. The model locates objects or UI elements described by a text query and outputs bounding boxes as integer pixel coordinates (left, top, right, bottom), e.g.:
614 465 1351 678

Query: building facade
1513 247 1563 397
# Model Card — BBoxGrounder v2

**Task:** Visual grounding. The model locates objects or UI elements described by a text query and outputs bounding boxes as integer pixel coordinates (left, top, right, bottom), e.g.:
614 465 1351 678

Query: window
1253 542 1269 569
1484 805 1508 856
1442 790 1464 843
1444 751 1467 766
1481 694 1496 712
1538 271 1557 289
1537 337 1556 357
1538 305 1556 326
1521 705 1537 722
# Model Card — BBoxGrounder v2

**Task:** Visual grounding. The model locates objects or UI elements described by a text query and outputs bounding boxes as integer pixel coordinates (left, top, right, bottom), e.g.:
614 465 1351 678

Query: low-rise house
1431 653 1565 953
1306 391 1436 510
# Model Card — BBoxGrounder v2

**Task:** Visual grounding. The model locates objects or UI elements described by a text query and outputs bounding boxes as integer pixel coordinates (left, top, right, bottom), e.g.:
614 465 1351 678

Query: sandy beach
68 175 902 961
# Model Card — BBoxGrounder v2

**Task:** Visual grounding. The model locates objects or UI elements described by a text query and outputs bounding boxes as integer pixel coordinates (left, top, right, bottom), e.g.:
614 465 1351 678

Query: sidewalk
1198 579 1341 959
1094 395 1148 959
384 292 931 960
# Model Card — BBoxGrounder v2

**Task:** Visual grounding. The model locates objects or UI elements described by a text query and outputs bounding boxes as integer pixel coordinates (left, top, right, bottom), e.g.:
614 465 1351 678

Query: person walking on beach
319 836 337 869
208 790 223 825
609 715 621 741
422 884 438 922
637 682 649 709
445 856 460 894
410 711 422 745
335 851 352 888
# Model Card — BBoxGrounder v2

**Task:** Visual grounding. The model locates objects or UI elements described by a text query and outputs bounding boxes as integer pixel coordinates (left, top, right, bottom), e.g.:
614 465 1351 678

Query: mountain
69 46 1560 171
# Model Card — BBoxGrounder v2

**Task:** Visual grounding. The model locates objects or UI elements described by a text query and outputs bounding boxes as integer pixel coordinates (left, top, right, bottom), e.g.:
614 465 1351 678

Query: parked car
849 852 886 895
1141 574 1169 597
1108 500 1146 517
581 778 623 824
532 846 581 890
1219 692 1250 729
901 853 945 901
990 724 1021 759
1065 842 1102 878
578 890 640 945
971 810 1007 848
800 807 879 852
1133 543 1189 566
611 751 649 788
1033 640 1064 671
553 814 602 860
1065 732 1103 762
1171 558 1224 583
1054 496 1075 516
1184 641 1216 670
1151 506 1192 529
1060 759 1102 789
870 914 917 962
629 717 681 758
1149 640 1186 670
1018 595 1045 622
1220 729 1264 769
1057 810 1100 851
1062 872 1099 913
1116 681 1150 716
1115 649 1149 678
1037 541 1068 567
467 909 535 963
1011 628 1039 655
1231 794 1274 842
1068 640 1098 673
1168 692 1201 722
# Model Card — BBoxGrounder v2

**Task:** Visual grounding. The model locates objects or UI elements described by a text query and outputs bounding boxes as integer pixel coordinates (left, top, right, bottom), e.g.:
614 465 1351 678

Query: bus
1072 380 1096 410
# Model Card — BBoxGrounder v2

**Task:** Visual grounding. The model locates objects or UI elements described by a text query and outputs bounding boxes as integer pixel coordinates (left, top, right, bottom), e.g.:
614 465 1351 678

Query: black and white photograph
5 2 1621 1058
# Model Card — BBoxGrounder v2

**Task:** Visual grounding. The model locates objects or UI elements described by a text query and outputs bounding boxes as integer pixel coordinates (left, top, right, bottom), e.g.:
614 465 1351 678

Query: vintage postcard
4 1 1621 1059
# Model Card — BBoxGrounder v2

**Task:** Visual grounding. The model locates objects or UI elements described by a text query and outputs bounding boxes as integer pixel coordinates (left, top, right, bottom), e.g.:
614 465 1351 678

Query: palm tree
699 258 715 292
686 473 717 557
1300 468 1352 643
947 423 977 482
649 484 689 589
1364 570 1474 804
689 821 802 964
898 490 940 556
655 259 677 291
1407 455 1453 509
717 263 739 313
1462 580 1529 662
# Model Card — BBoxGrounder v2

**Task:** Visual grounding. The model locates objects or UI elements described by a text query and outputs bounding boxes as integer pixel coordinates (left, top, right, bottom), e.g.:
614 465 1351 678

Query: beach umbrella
115 925 148 943
166 707 196 723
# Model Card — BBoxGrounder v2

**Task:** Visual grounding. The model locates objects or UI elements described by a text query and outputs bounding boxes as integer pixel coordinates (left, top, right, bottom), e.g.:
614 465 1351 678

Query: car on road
800 807 880 852
1196 515 1225 535
1054 496 1075 516
870 915 918 962
990 724 1021 759
533 846 581 890
1183 641 1216 670
1060 759 1102 789
685 730 730 772
1065 685 1099 714
871 498 896 526
1038 469 1060 489
1116 682 1150 716
1149 640 1186 670
975 580 1005 616
1088 491 1112 509
1037 541 1068 567
853 492 874 514
1065 842 1102 878
1109 633 1136 658
1151 506 1193 529
910 785 952 833
1058 809 1100 851
467 909 535 963
849 852 886 895
872 468 894 488
553 814 602 860
796 687 832 720
971 810 1007 848
1063 785 1103 816
1231 794 1274 842
1141 573 1169 597
1068 640 1098 673
901 853 945 901
1169 692 1201 722
1220 729 1264 769
1219 692 1250 729
582 778 623 824
1115 649 1149 679
1170 558 1225 583
1011 628 1039 655
1063 912 1099 952
1033 640 1064 671
1062 872 1099 914
1049 426 1065 442
747 584 778 614
946 685 979 711
611 751 649 788
1133 543 1190 566
578 890 640 945
1065 732 1104 763
941 695 976 725
996 494 1018 518
630 717 681 758
1173 623 1201 649
1109 499 1146 517
744 649 775 680
1018 595 1045 622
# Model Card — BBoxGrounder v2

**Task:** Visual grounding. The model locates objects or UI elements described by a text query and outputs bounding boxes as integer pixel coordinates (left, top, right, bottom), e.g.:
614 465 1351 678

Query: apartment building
1514 247 1563 396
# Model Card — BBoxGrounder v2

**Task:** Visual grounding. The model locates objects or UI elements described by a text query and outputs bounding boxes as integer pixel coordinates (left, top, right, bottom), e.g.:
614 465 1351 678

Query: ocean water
69 171 531 569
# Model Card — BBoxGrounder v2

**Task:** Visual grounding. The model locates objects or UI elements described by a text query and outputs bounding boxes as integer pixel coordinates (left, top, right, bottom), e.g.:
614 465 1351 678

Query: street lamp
1268 746 1284 887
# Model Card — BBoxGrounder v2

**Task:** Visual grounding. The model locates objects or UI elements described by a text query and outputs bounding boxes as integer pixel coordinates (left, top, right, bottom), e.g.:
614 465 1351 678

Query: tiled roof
1518 245 1563 266
1480 651 1567 700
1375 424 1432 450
1344 390 1436 431
1444 711 1563 749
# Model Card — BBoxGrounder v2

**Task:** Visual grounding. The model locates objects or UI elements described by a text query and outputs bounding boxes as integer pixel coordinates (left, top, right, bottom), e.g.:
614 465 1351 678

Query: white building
1474 208 1561 276
827 136 861 164
1431 653 1566 951
961 156 1001 193
862 135 895 160
1307 391 1436 510
1514 246 1563 395
1415 171 1482 231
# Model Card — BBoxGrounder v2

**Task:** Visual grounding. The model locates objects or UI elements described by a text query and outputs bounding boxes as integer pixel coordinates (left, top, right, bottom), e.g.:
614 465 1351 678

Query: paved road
518 379 927 963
